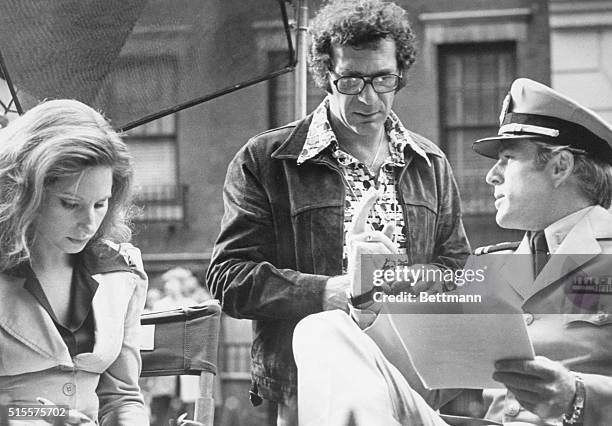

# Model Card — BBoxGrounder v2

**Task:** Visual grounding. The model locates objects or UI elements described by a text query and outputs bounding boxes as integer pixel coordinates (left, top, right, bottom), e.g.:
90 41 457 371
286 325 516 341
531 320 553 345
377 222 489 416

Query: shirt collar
297 96 431 167
544 205 595 254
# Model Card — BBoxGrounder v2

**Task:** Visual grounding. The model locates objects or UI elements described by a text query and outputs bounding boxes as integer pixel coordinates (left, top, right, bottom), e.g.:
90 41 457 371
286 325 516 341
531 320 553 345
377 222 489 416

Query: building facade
118 1 551 424
0 1 552 425
549 0 612 124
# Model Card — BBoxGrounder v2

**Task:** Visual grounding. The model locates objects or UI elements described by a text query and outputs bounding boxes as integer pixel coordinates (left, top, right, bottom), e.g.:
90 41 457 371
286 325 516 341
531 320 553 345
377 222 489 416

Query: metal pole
294 0 308 120
0 50 23 115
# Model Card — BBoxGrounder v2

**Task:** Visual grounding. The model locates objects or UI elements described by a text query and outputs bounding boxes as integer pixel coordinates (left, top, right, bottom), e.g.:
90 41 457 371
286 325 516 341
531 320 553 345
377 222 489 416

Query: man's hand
323 189 397 311
493 356 576 419
347 189 397 297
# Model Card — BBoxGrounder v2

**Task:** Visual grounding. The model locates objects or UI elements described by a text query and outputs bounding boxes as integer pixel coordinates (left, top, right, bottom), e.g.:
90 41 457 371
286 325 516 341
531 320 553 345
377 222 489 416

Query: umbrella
0 0 295 130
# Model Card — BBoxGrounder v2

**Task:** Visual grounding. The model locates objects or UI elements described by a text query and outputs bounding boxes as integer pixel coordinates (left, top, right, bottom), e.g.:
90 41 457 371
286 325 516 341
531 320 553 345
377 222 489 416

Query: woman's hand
36 397 95 425
176 412 205 425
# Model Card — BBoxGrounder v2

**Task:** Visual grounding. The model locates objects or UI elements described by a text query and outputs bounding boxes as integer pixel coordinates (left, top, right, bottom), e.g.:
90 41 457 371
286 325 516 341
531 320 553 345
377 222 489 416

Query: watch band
563 373 585 425
349 285 380 307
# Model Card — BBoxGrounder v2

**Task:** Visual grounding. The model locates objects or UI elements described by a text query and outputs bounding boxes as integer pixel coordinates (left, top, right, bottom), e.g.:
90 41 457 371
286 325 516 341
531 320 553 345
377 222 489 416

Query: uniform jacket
0 243 149 425
473 206 612 425
368 206 612 425
206 112 470 403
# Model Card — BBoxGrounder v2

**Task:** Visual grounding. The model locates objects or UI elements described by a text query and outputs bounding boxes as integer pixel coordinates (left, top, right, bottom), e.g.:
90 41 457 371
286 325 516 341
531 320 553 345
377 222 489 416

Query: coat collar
0 244 136 372
295 97 432 167
531 205 612 294
5 243 131 279
500 206 612 302
270 111 442 163
80 243 132 275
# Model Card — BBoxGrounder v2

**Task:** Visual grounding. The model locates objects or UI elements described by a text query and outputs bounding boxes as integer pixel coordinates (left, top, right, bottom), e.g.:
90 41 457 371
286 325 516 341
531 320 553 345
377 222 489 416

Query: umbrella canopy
0 0 295 130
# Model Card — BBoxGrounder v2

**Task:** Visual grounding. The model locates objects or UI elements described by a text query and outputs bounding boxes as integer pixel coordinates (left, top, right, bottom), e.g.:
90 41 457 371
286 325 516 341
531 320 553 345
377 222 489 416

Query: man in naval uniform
293 78 612 426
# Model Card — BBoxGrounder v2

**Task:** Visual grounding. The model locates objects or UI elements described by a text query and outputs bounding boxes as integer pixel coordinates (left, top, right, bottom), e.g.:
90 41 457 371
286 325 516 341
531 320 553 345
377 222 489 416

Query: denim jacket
206 113 470 404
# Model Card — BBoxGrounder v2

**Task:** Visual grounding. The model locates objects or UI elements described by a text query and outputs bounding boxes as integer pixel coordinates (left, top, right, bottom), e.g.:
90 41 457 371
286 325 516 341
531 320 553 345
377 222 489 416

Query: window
220 316 251 380
439 42 516 214
98 57 186 222
268 50 325 128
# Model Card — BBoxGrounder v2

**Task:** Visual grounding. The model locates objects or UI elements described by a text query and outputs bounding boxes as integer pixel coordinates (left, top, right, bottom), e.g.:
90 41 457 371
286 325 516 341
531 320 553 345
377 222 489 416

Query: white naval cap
472 78 612 164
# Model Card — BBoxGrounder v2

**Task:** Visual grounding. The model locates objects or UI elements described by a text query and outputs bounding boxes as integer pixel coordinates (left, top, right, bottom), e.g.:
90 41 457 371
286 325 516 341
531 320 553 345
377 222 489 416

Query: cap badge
499 92 512 126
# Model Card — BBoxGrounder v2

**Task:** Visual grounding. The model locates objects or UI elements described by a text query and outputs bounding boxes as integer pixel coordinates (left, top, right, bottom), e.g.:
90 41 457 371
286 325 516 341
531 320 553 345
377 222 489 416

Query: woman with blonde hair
0 99 148 425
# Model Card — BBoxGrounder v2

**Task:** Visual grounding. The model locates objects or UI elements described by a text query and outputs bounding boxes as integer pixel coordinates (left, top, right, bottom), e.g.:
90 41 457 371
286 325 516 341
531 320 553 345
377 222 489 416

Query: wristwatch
563 373 585 425
349 285 380 307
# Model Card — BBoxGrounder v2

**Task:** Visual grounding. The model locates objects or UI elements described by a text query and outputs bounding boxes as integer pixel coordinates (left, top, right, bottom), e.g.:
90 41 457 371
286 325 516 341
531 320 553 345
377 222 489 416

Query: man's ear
548 150 575 188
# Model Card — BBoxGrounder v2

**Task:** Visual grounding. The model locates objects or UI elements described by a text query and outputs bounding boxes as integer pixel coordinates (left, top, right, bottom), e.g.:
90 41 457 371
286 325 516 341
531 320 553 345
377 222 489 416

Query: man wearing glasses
207 0 470 423
294 78 612 426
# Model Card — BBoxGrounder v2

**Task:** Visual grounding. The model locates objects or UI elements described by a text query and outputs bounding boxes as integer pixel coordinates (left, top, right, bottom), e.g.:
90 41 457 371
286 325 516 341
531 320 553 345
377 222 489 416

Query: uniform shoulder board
474 241 520 255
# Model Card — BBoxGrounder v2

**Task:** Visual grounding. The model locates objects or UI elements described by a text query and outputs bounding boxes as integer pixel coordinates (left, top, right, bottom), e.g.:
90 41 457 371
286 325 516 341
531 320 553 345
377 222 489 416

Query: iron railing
133 184 188 223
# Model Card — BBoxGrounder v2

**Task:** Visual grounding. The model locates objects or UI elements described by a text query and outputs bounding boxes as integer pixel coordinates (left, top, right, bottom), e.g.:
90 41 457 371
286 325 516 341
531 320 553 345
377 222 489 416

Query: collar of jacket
6 243 132 281
0 243 141 373
270 113 443 164
501 205 612 301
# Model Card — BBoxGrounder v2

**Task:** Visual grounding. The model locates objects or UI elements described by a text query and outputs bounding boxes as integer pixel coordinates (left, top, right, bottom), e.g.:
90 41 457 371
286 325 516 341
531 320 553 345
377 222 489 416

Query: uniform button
505 401 520 417
62 382 76 396
596 311 609 323
523 313 534 326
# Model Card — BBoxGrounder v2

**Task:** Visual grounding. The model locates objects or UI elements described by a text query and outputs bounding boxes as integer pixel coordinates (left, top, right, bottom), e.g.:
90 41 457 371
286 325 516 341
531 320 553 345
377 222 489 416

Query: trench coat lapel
0 274 72 363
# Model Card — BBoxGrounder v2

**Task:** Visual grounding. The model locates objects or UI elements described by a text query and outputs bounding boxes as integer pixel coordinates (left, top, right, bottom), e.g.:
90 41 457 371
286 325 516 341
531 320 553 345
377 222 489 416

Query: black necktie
529 231 549 277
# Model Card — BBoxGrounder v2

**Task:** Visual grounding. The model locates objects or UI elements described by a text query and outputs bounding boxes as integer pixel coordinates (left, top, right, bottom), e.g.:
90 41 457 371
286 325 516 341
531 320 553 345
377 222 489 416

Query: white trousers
293 310 449 426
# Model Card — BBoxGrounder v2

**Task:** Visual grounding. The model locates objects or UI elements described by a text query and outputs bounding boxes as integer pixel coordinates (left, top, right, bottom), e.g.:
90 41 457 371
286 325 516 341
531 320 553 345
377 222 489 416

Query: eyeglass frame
329 70 403 95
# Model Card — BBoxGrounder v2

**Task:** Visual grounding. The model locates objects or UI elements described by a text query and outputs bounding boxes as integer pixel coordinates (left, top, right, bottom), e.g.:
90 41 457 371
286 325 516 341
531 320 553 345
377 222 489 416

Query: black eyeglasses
330 72 402 95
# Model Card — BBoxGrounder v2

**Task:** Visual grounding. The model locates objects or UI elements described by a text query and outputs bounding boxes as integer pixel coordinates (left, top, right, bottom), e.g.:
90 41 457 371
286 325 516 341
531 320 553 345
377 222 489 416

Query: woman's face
32 166 113 261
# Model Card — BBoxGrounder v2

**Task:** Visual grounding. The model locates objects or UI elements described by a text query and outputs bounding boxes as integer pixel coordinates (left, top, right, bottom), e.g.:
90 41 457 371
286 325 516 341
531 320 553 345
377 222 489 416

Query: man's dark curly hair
308 0 417 93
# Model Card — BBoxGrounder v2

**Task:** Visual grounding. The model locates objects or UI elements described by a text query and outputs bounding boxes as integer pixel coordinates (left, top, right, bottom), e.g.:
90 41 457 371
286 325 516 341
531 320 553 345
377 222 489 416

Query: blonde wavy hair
0 99 135 270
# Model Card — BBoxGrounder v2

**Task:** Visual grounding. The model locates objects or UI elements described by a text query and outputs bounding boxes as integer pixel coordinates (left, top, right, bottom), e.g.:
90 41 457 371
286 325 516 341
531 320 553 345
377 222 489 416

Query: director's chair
140 300 221 426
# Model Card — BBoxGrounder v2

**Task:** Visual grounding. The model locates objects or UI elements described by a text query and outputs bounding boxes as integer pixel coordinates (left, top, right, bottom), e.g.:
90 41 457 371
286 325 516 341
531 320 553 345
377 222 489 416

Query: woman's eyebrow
52 191 81 199
53 191 112 201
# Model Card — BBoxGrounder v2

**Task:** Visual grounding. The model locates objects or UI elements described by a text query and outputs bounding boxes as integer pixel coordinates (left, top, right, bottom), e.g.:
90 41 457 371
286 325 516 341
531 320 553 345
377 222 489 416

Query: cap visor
472 134 537 159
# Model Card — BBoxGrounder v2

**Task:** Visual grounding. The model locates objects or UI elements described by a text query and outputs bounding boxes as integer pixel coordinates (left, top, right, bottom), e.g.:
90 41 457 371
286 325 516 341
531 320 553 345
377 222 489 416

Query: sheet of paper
388 313 535 389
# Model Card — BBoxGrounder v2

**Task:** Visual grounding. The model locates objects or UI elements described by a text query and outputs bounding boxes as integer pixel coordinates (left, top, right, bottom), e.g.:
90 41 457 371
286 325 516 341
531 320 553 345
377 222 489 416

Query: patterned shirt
298 97 431 272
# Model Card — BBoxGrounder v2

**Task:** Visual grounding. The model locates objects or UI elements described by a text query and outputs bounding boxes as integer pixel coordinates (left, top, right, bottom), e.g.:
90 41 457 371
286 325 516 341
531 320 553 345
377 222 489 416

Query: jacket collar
500 206 612 301
271 114 315 160
80 243 132 275
531 205 612 294
271 106 442 164
5 243 131 280
0 243 136 371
